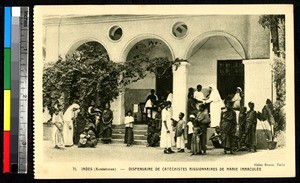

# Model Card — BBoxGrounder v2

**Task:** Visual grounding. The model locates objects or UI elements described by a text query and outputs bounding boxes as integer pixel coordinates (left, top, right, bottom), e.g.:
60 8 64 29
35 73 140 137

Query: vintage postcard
33 5 295 178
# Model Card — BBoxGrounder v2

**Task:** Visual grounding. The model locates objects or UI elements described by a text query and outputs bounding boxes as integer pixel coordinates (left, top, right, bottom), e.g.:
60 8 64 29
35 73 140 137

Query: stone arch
184 30 247 60
65 37 111 59
119 34 175 62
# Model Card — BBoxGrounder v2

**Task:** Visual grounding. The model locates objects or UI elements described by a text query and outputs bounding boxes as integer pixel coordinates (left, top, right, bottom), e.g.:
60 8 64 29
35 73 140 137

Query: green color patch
4 48 11 90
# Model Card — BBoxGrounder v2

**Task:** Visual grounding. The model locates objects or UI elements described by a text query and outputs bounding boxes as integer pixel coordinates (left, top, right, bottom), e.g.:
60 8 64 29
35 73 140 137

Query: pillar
243 59 272 112
111 92 125 125
172 61 189 121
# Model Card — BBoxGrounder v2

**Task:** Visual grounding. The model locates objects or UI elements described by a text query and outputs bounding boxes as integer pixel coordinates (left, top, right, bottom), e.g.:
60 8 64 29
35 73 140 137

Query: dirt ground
44 140 287 163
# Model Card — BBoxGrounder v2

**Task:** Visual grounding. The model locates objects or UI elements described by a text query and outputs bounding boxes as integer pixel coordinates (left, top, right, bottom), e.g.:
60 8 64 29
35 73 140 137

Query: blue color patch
4 7 12 48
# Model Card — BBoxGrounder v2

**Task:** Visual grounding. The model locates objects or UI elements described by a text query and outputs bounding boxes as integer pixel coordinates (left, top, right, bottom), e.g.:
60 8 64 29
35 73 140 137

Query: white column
111 92 125 125
243 59 272 129
172 61 189 121
110 52 125 125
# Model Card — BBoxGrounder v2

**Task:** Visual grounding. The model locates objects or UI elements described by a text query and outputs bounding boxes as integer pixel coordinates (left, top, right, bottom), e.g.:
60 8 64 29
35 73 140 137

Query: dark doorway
217 60 244 100
156 66 173 101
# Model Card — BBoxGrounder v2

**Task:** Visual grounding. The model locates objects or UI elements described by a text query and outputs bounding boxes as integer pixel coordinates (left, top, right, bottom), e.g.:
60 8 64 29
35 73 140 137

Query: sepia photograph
33 5 295 178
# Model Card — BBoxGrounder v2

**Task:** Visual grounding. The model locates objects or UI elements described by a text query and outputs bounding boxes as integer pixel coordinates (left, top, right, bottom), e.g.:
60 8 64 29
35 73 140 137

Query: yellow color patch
4 90 11 131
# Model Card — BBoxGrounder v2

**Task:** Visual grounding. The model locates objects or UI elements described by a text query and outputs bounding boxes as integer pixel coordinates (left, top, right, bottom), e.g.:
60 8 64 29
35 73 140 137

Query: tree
259 15 285 57
43 42 181 115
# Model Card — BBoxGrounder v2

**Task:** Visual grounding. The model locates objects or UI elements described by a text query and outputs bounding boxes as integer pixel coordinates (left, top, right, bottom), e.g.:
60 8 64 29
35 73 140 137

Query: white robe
63 103 80 146
160 108 175 148
207 85 224 127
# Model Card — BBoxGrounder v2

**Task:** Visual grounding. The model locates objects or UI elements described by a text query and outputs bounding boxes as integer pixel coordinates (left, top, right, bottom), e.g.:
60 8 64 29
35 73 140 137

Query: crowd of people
51 100 114 148
142 84 282 155
50 84 285 156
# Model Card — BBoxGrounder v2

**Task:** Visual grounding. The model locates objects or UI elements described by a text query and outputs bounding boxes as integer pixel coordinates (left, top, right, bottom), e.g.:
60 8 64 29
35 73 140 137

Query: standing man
160 101 175 154
245 102 257 152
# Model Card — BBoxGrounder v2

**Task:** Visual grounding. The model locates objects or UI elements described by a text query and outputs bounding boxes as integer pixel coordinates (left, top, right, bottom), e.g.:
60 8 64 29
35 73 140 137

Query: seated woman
78 126 98 148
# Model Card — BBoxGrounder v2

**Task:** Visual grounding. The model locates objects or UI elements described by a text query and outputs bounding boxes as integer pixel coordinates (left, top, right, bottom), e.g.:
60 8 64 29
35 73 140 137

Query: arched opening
186 34 246 101
66 41 110 107
124 38 173 123
67 41 109 61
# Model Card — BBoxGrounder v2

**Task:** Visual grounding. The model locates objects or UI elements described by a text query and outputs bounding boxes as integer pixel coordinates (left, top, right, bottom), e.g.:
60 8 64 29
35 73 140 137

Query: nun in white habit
205 84 224 127
63 102 80 147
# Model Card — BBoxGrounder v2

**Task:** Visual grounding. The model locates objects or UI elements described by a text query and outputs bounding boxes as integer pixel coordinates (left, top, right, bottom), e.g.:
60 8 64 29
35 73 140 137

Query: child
186 115 195 150
78 126 98 148
173 112 186 153
209 126 222 148
52 108 64 148
124 110 134 146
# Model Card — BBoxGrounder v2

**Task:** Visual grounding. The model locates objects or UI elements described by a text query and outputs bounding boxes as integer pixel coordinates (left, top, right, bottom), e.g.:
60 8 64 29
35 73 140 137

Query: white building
43 14 273 125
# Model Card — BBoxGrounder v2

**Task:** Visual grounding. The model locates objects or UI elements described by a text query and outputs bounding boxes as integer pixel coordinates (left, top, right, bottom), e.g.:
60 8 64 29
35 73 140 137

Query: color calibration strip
3 6 12 173
3 7 29 174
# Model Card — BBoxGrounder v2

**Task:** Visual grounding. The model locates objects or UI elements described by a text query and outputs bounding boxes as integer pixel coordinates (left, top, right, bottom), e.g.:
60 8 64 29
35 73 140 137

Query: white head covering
208 84 224 107
63 103 80 121
189 114 195 118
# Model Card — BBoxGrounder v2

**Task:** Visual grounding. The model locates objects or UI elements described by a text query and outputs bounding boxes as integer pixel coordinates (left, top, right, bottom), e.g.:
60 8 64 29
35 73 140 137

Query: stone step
113 124 148 130
110 139 147 146
112 129 147 135
112 133 147 140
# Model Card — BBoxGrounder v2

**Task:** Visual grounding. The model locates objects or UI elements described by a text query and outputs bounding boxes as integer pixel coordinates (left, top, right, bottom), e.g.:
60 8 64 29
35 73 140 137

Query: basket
267 140 277 150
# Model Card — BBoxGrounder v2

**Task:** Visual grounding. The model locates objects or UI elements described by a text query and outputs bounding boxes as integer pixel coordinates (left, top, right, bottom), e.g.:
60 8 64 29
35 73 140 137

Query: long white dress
63 103 80 146
160 107 175 148
207 85 224 127
52 112 64 147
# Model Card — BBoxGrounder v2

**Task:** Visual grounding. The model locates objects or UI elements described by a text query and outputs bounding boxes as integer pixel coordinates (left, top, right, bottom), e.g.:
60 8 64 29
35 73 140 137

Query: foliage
43 42 181 115
258 15 285 29
258 15 285 57
273 56 286 104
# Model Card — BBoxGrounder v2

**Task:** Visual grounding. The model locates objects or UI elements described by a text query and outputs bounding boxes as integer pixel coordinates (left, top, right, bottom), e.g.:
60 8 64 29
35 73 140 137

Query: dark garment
187 133 192 150
196 110 210 127
238 112 247 140
73 115 93 144
220 109 237 150
148 132 160 147
78 130 98 148
245 110 257 149
147 119 160 147
210 133 223 148
146 94 157 104
100 109 113 143
196 110 210 151
124 127 134 145
187 98 198 116
199 124 207 151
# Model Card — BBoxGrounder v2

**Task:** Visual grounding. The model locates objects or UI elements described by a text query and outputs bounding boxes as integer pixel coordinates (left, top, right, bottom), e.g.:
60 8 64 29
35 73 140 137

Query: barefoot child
124 110 134 146
172 112 186 152
186 115 195 150
52 108 64 148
